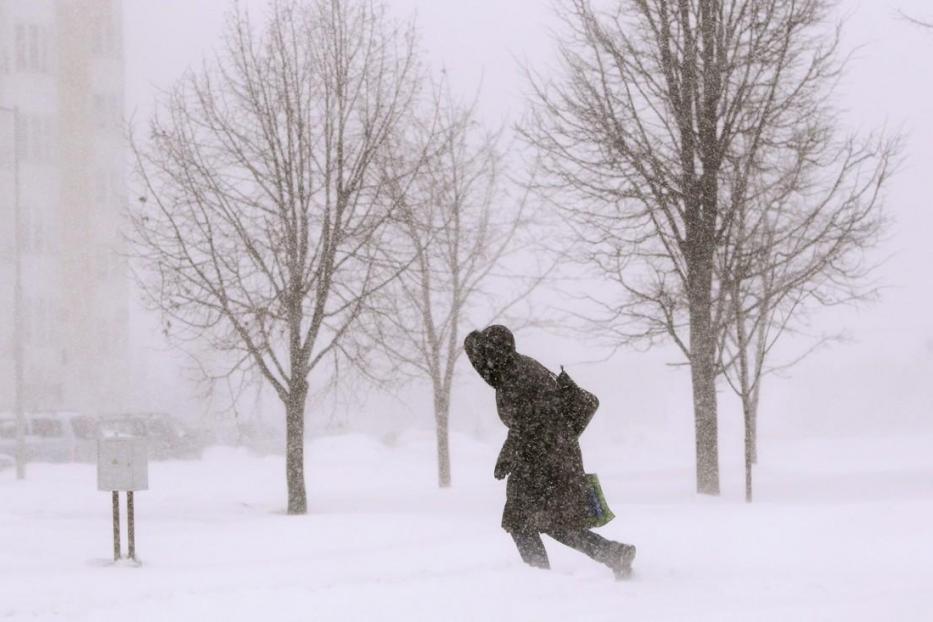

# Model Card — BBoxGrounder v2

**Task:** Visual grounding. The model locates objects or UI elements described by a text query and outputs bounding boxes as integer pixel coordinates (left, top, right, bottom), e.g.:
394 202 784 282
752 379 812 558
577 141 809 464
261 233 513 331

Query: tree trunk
285 382 309 515
734 280 753 502
688 258 720 496
749 382 760 465
690 345 720 495
750 300 769 466
743 394 753 503
435 391 451 488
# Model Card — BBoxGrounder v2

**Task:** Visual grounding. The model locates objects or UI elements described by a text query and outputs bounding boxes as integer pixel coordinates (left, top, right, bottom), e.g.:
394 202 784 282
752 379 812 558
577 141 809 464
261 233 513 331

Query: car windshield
100 419 147 438
30 418 64 438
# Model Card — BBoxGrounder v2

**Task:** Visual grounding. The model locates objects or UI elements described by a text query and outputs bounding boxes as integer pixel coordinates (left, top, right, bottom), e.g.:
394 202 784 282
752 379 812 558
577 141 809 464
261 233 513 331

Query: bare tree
719 129 897 502
521 0 878 494
128 0 422 514
366 81 543 488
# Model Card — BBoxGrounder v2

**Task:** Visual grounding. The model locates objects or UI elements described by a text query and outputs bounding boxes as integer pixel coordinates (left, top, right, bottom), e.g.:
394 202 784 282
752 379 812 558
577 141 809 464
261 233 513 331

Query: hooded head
479 324 516 386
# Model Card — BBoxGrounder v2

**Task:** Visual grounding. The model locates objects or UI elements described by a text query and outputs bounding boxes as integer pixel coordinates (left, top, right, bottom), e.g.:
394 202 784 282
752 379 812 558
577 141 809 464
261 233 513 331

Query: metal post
1 105 25 480
112 490 121 561
12 105 24 481
127 491 135 560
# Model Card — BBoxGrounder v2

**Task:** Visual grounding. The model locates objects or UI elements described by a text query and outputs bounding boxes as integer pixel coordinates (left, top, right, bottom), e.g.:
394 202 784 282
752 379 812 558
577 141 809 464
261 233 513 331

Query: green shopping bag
584 473 615 528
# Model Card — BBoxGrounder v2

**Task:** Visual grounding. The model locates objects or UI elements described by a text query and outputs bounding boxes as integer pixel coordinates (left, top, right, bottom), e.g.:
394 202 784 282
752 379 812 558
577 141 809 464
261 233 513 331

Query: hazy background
121 0 933 457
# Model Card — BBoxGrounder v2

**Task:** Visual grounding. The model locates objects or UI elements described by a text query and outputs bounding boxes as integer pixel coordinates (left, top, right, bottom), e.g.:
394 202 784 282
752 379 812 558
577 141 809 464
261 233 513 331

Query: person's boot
610 543 636 580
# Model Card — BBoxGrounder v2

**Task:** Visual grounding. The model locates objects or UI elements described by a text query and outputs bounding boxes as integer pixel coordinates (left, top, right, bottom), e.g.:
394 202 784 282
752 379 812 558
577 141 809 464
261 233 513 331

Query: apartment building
0 0 130 414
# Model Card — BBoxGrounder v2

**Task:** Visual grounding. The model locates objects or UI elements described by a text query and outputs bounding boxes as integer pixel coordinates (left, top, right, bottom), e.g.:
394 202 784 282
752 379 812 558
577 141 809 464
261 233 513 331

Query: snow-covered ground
2 431 932 621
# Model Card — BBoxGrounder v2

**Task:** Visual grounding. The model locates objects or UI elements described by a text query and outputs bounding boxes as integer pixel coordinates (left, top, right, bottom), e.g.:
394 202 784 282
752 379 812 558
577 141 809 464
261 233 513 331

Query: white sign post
97 438 148 562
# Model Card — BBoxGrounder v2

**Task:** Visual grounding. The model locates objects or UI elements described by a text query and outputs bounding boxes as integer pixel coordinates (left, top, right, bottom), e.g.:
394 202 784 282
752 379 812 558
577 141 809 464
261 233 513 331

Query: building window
35 298 44 347
13 22 50 74
20 207 30 253
40 118 51 162
15 114 26 159
28 25 39 70
20 205 51 255
40 26 49 72
15 24 25 70
13 115 54 163
30 116 40 160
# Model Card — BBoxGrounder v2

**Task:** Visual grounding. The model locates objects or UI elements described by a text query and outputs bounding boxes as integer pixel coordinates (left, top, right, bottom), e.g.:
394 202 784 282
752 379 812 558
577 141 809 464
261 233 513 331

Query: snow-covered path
2 432 932 621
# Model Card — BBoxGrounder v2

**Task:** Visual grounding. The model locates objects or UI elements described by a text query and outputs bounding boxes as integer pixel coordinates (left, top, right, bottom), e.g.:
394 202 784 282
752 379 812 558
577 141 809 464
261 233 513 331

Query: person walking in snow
464 324 636 579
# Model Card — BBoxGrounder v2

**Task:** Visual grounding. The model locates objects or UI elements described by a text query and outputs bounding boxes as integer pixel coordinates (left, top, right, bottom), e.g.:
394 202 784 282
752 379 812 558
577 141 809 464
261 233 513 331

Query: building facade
0 0 130 415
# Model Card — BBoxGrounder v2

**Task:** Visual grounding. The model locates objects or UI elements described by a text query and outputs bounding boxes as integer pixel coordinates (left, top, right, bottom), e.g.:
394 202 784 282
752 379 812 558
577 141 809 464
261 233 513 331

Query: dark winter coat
464 325 598 534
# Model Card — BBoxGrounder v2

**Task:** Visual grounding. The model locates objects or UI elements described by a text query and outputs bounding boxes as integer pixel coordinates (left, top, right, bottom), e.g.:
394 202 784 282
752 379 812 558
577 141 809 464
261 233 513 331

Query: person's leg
546 529 615 564
510 531 551 569
546 529 636 578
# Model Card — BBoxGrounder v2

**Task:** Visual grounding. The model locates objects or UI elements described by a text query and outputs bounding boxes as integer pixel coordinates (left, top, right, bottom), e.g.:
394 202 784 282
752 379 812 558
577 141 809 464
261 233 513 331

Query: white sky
121 0 933 443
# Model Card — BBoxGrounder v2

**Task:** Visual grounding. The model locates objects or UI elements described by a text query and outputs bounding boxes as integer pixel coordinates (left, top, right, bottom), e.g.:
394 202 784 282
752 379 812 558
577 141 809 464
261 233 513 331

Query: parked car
0 411 87 463
0 411 203 464
98 413 203 460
